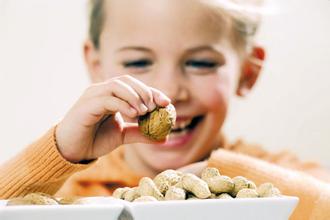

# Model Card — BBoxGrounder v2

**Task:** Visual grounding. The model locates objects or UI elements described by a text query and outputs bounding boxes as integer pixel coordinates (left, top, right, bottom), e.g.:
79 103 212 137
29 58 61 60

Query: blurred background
0 0 329 167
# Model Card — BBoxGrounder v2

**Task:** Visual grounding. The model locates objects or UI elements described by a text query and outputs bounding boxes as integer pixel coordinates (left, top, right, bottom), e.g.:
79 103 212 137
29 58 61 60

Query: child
1 0 329 219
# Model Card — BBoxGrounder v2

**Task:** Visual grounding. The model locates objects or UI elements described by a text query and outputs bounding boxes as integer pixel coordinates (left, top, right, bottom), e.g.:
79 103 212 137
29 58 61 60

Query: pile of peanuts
6 193 98 206
7 193 69 206
113 167 281 202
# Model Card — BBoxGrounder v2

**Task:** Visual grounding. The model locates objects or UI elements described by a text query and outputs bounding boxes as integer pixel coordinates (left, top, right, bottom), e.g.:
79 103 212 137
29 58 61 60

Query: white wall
0 0 329 167
224 0 330 167
0 0 90 162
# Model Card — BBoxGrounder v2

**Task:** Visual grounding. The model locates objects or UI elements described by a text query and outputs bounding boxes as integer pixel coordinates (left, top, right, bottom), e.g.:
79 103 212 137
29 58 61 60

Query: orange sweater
0 126 330 219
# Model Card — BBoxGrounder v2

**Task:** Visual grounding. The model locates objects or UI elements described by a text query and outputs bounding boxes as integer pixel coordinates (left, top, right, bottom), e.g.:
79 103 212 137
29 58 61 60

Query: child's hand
55 75 170 163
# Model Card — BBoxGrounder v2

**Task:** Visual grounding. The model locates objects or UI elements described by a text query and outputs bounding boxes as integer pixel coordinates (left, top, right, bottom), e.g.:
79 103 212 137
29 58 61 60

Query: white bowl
0 196 299 220
0 197 124 220
121 196 299 220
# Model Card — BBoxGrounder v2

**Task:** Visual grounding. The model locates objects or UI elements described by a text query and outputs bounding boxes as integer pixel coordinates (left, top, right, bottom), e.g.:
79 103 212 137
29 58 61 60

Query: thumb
122 123 167 145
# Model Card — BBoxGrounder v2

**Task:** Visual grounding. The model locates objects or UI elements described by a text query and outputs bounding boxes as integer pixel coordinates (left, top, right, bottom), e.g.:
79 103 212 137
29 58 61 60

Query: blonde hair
201 0 263 52
88 0 263 53
89 0 104 49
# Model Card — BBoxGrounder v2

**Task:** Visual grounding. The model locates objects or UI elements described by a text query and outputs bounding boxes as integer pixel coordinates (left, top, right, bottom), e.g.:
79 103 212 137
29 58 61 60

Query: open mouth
155 115 205 149
171 115 204 134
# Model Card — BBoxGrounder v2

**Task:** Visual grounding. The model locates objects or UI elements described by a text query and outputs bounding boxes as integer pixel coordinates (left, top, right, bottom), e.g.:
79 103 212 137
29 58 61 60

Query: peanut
257 183 281 197
138 177 164 201
217 193 234 199
232 176 251 197
124 187 140 202
165 186 186 200
112 187 131 199
236 188 259 198
134 196 158 202
182 174 211 199
154 169 182 194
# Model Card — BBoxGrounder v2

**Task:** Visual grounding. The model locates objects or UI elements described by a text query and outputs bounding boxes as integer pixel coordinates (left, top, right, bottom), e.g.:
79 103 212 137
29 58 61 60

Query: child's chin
140 144 195 172
148 157 187 173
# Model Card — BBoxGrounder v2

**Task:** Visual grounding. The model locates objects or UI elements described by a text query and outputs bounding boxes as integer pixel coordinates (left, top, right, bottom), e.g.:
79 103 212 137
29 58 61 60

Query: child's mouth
171 115 204 134
156 115 204 149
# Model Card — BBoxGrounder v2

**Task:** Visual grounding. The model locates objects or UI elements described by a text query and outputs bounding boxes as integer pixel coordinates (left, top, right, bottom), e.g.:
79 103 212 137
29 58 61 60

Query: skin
56 0 264 177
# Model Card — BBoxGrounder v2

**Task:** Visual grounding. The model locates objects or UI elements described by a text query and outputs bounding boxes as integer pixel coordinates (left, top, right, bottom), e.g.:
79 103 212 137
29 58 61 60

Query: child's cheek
192 73 232 111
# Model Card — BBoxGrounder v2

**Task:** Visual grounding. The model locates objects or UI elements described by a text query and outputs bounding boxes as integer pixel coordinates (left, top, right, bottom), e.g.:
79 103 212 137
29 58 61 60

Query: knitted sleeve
208 149 330 220
0 127 93 199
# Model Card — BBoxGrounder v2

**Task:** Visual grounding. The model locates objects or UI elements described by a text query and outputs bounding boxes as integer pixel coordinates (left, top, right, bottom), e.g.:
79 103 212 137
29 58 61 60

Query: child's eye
184 59 219 75
123 59 153 68
185 60 218 68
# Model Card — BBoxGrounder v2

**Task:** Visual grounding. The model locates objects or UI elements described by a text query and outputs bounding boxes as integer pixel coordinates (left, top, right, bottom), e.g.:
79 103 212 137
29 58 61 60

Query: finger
150 88 171 107
120 75 156 112
83 79 149 115
177 161 208 176
103 96 138 118
108 79 149 114
67 95 135 129
82 81 112 98
122 123 167 145
83 79 169 111
80 96 138 126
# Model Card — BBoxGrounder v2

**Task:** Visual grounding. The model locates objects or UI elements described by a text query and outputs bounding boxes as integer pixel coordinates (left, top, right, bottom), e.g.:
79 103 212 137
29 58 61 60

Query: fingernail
139 104 148 113
157 93 170 102
162 96 171 104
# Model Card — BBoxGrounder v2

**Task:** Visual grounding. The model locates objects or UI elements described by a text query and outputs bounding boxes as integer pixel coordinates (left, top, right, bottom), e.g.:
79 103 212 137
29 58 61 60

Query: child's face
86 0 242 173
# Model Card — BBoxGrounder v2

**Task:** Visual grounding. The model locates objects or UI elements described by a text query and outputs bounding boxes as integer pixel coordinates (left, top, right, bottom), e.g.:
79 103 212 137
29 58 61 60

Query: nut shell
138 177 164 201
206 176 234 194
165 186 186 200
231 176 250 197
138 104 176 140
112 187 131 199
154 169 181 194
7 193 58 206
236 188 259 198
217 193 234 199
182 174 211 199
257 183 281 197
134 196 158 202
201 167 221 180
124 187 140 202
57 197 78 205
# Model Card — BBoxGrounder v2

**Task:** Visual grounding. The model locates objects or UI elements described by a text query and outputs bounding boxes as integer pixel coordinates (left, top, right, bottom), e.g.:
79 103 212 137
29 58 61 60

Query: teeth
179 122 186 130
173 119 193 130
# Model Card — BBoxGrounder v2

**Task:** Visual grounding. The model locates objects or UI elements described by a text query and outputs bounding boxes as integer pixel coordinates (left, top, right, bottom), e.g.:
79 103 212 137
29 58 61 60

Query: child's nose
152 70 189 103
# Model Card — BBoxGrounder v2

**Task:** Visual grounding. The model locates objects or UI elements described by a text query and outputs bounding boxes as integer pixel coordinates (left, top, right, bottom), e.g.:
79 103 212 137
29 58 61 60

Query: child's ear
84 40 104 83
236 46 266 97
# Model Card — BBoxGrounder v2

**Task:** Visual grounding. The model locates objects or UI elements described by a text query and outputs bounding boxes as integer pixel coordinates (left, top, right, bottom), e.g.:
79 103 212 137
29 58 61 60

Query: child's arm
225 139 330 183
0 75 169 199
208 149 330 220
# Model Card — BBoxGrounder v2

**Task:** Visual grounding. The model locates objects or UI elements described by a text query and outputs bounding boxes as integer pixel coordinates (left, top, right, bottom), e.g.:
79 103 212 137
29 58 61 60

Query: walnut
138 104 176 141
